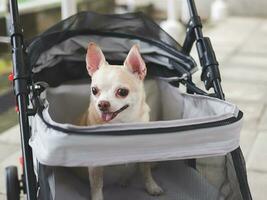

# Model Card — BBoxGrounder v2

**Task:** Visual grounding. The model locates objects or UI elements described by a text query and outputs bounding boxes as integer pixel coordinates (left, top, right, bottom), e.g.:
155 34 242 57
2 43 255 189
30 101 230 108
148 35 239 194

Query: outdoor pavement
0 17 267 199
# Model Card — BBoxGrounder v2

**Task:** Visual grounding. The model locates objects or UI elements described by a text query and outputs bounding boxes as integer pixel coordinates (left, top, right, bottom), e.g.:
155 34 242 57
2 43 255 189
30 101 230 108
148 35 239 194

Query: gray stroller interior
5 3 251 199
34 79 242 200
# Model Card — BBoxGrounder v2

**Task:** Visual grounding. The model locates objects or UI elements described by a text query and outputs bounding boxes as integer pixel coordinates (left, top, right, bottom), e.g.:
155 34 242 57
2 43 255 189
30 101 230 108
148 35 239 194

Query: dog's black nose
98 101 110 111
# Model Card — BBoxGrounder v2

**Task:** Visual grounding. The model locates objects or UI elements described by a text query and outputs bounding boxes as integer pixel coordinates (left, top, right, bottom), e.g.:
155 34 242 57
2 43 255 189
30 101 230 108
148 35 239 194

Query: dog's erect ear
124 45 147 80
86 42 106 76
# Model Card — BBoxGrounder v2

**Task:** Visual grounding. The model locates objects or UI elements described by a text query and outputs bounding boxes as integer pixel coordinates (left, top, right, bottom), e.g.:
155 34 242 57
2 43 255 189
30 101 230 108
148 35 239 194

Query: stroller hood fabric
26 12 197 87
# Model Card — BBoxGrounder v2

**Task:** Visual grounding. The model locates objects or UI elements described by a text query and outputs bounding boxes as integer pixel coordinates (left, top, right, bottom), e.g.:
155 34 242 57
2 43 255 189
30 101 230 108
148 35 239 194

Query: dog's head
86 43 147 123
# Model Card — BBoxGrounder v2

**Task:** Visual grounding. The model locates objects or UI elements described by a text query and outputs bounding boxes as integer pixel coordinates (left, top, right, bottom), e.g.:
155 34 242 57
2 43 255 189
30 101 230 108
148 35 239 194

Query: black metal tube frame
183 1 252 199
182 0 224 100
9 0 37 199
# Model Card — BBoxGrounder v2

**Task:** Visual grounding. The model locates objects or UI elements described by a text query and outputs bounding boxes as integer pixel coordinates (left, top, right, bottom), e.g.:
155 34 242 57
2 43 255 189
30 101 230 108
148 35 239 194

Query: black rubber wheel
5 166 20 200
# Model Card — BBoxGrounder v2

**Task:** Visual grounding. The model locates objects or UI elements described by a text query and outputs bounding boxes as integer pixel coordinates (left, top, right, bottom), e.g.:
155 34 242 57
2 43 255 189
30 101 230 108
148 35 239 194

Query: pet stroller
5 0 252 199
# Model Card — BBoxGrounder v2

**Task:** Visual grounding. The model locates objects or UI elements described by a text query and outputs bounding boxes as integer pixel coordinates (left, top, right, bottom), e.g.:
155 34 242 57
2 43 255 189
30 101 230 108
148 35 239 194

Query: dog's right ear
86 42 106 76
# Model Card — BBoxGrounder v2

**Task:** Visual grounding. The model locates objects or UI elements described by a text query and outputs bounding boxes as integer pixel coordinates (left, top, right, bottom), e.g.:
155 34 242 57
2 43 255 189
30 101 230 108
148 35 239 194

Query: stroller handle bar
9 0 37 199
182 0 225 100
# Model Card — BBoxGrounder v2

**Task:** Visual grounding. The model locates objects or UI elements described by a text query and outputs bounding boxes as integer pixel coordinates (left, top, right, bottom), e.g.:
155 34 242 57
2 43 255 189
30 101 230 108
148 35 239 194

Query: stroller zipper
38 110 243 136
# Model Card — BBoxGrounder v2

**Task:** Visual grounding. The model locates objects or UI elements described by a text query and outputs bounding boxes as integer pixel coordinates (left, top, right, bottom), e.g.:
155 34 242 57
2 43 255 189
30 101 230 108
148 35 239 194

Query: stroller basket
31 79 242 167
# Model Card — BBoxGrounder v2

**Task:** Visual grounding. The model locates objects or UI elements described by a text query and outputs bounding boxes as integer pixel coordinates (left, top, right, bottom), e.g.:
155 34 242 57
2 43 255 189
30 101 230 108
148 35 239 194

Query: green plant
0 108 18 134
0 59 12 74
18 0 33 4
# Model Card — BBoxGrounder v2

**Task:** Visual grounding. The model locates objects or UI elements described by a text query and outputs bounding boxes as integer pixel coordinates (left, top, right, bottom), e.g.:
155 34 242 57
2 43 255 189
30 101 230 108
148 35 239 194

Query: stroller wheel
5 166 20 200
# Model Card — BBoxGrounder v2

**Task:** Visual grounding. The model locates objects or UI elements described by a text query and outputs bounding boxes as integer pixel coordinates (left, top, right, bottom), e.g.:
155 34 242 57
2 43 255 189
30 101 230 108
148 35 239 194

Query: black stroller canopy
26 12 197 86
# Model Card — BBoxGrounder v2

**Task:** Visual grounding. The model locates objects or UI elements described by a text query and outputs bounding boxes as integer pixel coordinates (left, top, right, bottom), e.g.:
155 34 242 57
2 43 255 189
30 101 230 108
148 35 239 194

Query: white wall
116 0 267 18
228 0 267 17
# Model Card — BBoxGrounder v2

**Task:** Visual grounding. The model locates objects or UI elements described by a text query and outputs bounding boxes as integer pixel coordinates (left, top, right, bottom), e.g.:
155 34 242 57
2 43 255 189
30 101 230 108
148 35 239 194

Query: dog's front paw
145 182 164 196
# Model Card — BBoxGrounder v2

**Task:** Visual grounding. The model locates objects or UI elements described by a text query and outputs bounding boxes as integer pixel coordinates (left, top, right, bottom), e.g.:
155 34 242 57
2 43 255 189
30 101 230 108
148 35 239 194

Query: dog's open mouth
101 104 129 122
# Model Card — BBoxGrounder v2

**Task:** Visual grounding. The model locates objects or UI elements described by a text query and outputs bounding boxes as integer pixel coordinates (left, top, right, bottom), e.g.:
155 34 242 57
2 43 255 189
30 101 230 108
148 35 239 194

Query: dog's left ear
124 45 147 80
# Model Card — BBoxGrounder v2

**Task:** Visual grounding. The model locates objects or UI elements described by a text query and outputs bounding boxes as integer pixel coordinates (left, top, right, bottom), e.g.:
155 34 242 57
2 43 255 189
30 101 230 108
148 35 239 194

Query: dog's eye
91 87 99 96
116 88 129 98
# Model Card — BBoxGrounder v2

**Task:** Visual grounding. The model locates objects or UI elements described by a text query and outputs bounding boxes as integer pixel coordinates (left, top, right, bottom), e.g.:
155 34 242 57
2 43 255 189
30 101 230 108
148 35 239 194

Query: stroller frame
6 0 251 199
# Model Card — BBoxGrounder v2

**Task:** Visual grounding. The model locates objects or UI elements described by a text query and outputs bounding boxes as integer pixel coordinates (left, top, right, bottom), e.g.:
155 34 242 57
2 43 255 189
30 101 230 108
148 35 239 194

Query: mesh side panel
38 154 246 200
28 12 182 54
197 155 243 200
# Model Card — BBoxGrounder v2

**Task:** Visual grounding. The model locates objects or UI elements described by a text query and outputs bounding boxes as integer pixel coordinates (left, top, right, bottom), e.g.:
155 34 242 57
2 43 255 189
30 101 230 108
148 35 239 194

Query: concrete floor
0 17 267 199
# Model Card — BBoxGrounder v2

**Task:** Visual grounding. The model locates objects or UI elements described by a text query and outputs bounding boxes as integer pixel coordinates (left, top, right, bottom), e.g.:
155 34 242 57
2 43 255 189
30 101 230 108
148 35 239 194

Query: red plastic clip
19 156 24 168
8 73 14 81
15 105 19 113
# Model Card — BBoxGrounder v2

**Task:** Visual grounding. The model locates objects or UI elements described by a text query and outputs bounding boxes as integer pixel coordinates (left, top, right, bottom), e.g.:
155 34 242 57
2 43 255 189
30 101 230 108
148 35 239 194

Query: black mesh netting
26 12 196 77
37 155 248 200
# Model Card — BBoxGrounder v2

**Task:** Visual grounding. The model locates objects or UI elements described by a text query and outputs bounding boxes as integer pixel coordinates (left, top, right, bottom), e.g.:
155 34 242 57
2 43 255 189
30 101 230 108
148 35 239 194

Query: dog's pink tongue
102 113 113 122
